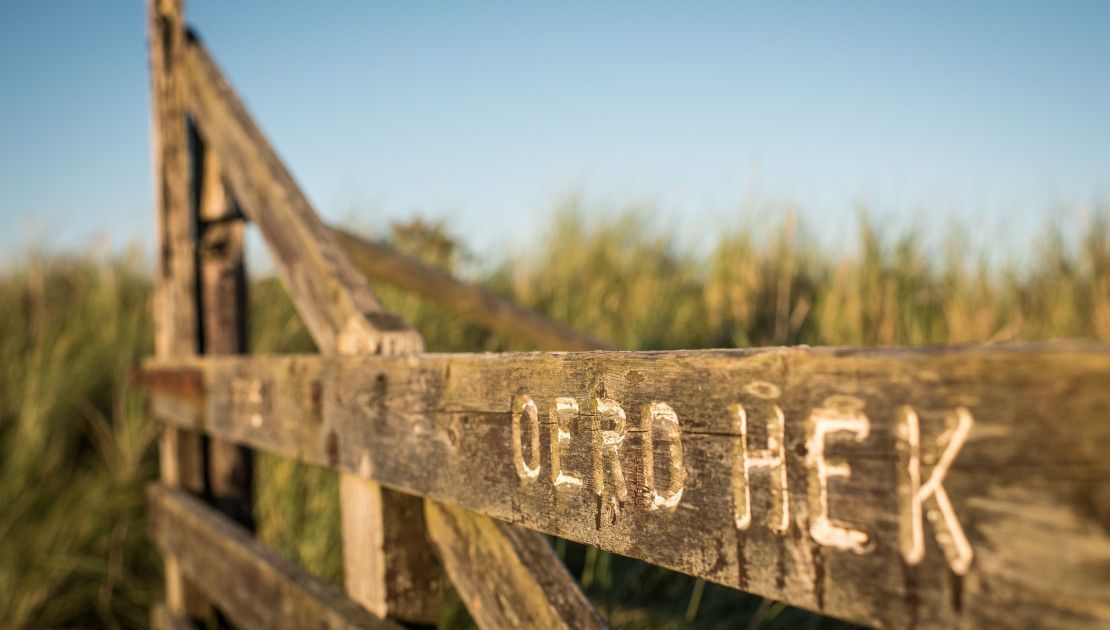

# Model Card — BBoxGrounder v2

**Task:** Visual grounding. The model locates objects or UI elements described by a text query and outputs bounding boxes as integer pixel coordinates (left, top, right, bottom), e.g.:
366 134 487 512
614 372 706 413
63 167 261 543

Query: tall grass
1 209 1106 628
0 251 157 628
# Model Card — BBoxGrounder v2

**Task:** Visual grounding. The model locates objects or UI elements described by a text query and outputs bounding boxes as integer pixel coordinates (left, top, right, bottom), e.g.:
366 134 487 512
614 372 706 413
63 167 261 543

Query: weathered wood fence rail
144 1 1110 627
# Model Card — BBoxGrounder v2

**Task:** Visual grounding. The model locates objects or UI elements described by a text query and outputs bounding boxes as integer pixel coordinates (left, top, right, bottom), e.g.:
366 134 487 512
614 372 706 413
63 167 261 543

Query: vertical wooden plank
339 476 386 615
149 0 195 359
195 138 253 529
148 0 206 619
159 428 206 617
339 477 443 623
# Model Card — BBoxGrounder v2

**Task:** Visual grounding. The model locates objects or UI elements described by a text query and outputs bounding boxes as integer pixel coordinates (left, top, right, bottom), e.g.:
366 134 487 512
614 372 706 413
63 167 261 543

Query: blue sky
1 2 1108 264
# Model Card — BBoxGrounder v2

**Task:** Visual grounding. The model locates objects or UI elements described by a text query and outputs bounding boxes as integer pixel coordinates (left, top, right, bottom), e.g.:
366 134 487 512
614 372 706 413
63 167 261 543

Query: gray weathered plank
332 228 616 351
145 342 1110 628
148 0 207 618
195 131 254 530
148 484 400 630
149 3 196 360
338 475 445 622
157 427 206 618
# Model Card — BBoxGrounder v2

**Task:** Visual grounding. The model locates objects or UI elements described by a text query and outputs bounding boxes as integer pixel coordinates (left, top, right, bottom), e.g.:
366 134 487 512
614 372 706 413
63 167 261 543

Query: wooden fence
142 1 1110 627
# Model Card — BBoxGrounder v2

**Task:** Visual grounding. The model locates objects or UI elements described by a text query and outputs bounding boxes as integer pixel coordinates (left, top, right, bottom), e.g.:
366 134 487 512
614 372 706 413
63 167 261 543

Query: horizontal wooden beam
332 228 616 351
144 342 1110 627
147 484 399 629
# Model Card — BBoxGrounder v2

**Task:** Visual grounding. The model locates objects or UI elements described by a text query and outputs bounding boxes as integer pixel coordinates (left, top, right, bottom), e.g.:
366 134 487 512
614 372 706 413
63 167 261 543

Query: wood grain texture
146 342 1110 628
339 476 444 623
148 484 400 630
425 501 606 629
195 132 254 530
158 426 206 618
148 0 207 618
339 475 388 617
179 34 421 356
332 228 616 351
149 1 197 361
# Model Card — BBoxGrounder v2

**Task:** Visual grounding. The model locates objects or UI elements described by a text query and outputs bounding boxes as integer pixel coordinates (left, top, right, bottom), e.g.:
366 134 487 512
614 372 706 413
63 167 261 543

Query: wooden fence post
148 0 207 619
195 135 253 529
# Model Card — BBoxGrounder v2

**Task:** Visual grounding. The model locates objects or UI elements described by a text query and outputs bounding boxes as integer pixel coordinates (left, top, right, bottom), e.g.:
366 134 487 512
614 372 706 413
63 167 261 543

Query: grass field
0 209 1106 628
